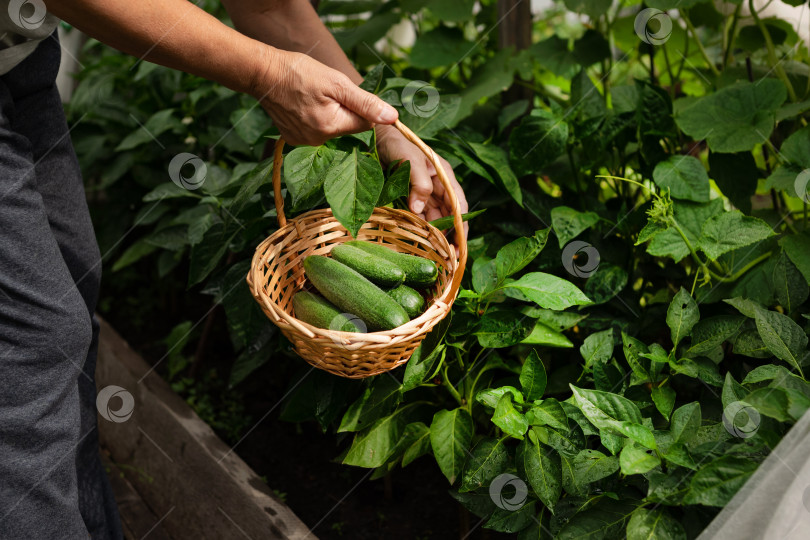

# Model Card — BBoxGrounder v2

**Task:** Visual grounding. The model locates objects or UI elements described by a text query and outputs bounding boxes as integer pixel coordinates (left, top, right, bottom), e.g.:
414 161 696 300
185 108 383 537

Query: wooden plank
95 317 314 540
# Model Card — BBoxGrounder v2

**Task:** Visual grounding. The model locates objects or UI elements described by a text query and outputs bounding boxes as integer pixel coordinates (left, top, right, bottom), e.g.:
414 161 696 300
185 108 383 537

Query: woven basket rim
248 206 459 345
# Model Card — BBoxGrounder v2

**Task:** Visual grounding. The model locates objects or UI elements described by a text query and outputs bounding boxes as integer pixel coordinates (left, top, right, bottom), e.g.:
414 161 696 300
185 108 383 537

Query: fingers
337 78 399 125
408 155 434 216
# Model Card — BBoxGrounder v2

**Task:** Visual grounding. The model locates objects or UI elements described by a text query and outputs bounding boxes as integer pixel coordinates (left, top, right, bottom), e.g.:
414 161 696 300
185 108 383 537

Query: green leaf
652 386 676 420
521 322 574 348
229 107 268 145
504 272 592 310
428 209 486 231
116 109 180 151
684 456 757 506
517 438 561 511
674 80 787 153
430 408 473 484
338 376 402 433
773 249 809 312
492 394 530 439
584 263 628 305
401 422 431 467
667 287 699 348
520 349 547 400
284 146 338 210
622 332 651 383
460 437 509 492
754 308 808 374
377 160 411 207
580 328 614 369
652 155 710 202
557 499 636 540
403 344 445 392
188 223 239 286
626 508 686 540
475 310 534 348
484 503 537 534
468 142 523 206
496 229 550 280
569 385 657 449
563 0 611 18
509 109 569 176
409 26 477 68
343 410 407 468
646 199 724 263
324 148 384 237
228 158 274 217
708 152 758 213
563 449 620 492
620 442 661 475
526 399 569 431
476 386 524 409
780 233 810 285
687 315 745 355
699 211 774 260
670 402 701 444
427 0 475 21
551 206 600 248
112 238 157 272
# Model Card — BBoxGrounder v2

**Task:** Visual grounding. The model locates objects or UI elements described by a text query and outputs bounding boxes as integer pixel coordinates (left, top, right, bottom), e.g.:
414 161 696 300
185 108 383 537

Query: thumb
339 83 399 125
408 156 433 216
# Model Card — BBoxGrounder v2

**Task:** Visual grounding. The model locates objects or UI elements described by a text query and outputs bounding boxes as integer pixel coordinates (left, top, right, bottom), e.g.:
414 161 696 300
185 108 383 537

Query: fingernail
412 200 425 214
379 105 398 123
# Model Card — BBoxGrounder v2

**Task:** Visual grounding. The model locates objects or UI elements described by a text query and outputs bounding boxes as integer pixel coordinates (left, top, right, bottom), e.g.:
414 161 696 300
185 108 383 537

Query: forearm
44 0 275 97
221 0 363 84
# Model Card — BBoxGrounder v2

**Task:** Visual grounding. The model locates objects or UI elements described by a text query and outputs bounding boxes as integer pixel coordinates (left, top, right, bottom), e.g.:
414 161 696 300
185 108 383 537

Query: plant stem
749 0 798 101
722 4 741 69
442 363 463 406
682 13 720 77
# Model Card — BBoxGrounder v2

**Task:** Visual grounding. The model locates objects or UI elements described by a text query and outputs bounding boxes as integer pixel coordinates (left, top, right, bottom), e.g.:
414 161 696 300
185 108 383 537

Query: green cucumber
386 285 425 319
292 291 362 332
303 255 410 331
330 244 405 287
345 240 438 287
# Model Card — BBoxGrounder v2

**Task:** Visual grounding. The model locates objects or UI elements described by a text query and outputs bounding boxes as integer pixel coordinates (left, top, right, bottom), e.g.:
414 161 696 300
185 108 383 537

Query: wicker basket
246 120 467 378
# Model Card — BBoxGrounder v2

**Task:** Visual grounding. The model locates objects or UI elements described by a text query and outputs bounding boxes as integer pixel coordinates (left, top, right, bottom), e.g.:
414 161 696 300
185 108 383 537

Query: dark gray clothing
0 33 122 538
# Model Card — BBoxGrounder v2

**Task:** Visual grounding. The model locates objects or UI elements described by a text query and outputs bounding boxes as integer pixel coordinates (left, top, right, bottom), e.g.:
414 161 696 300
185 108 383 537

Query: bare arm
44 0 397 145
222 0 469 228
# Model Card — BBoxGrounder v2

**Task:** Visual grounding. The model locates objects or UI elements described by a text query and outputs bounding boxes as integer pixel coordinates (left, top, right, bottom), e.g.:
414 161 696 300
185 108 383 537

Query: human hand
376 124 469 244
253 50 398 146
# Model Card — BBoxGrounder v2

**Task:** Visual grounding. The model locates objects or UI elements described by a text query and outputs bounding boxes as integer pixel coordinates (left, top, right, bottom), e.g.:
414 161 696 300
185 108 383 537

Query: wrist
247 43 285 102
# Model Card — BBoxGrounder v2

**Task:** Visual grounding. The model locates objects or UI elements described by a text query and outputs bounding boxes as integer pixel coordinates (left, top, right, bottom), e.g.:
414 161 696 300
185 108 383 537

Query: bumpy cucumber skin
303 255 409 331
345 240 438 287
330 244 405 287
386 284 425 319
292 291 360 332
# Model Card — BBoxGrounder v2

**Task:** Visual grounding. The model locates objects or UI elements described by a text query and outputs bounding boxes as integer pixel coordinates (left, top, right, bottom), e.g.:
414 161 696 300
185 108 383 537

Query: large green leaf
520 349 547 400
580 328 614 369
338 376 402 432
773 250 809 313
324 148 384 237
626 508 686 540
674 80 787 153
504 272 593 310
430 408 473 484
557 499 636 540
780 233 810 285
484 503 537 534
646 199 724 263
698 211 774 260
521 322 573 348
427 0 475 21
754 308 808 374
283 145 338 211
343 410 407 468
569 386 657 449
410 27 476 68
667 288 699 348
517 438 561 511
652 155 710 202
620 442 661 475
684 456 757 506
563 0 611 17
527 399 569 431
495 229 550 280
468 142 523 206
584 263 628 305
509 109 569 176
551 206 600 248
492 394 530 439
475 310 534 348
460 437 509 492
401 422 431 467
687 315 745 355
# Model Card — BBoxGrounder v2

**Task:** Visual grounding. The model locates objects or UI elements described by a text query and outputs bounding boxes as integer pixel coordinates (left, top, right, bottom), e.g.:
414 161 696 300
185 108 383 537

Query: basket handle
272 120 468 291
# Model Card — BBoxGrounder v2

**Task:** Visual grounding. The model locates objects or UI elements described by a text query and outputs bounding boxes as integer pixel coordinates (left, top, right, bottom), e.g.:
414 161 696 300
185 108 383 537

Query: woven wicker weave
247 120 467 378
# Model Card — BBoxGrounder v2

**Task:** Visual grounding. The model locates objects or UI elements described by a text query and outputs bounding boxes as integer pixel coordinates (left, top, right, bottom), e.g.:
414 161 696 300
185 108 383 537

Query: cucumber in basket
386 284 425 319
303 255 409 331
344 240 438 287
292 291 363 332
330 244 405 287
